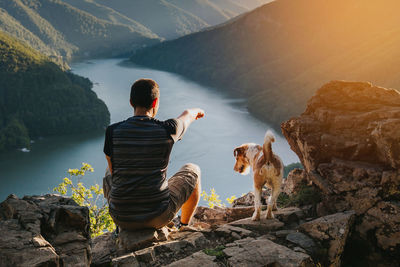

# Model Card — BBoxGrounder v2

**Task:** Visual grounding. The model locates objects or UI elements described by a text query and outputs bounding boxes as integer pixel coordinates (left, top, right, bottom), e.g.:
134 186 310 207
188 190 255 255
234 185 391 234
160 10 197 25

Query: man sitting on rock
103 78 204 231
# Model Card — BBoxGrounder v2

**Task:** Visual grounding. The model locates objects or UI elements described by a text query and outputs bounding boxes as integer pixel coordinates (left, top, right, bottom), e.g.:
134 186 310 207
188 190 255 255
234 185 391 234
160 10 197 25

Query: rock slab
0 194 91 267
223 238 313 267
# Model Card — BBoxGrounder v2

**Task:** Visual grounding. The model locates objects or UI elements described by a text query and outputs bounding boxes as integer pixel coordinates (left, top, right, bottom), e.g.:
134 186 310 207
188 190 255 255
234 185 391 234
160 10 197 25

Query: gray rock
0 220 59 267
300 211 356 266
192 206 256 225
274 229 297 238
112 253 139 267
134 247 156 263
229 217 284 232
286 232 318 254
215 224 255 240
283 169 308 195
223 238 313 266
92 232 117 266
118 227 169 252
167 251 218 267
274 207 304 225
0 194 91 266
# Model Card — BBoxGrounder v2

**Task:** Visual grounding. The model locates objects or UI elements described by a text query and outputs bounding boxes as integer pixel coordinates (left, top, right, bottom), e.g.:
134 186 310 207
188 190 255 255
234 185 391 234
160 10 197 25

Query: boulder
274 207 304 225
223 238 313 266
92 232 117 266
215 224 255 241
167 251 218 267
0 194 91 266
281 81 400 264
231 190 270 207
192 206 255 225
228 217 284 233
299 211 356 267
284 169 308 195
358 202 400 251
282 81 400 171
118 227 169 253
0 219 59 266
286 232 318 255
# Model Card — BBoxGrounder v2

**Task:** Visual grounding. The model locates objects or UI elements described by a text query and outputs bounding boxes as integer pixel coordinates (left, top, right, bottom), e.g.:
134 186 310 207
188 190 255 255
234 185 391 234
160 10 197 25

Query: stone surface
118 227 169 253
282 81 400 171
215 224 255 240
0 194 91 266
167 251 218 267
223 238 313 267
283 169 308 195
92 232 117 266
286 232 318 255
358 202 400 250
192 206 255 225
274 207 304 225
281 81 400 264
229 217 284 232
231 190 270 207
111 253 139 267
300 211 356 266
0 220 59 266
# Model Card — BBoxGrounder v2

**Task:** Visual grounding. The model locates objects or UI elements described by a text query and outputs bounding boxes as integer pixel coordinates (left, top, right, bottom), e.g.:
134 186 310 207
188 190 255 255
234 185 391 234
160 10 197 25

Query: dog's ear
234 147 243 157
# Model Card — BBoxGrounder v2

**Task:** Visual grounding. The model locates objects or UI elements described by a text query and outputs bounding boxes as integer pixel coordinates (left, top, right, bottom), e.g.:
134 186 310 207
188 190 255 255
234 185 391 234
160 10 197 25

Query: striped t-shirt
103 116 185 222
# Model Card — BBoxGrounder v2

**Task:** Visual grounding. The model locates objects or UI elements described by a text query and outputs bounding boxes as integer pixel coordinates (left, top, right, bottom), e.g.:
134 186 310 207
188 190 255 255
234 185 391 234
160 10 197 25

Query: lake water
0 59 298 203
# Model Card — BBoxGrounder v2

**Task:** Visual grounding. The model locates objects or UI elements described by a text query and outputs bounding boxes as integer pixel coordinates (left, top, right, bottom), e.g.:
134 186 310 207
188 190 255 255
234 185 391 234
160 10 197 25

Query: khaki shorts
103 163 201 230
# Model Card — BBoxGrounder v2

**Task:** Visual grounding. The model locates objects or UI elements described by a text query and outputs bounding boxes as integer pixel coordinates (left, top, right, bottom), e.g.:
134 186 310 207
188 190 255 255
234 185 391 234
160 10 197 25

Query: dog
233 130 283 220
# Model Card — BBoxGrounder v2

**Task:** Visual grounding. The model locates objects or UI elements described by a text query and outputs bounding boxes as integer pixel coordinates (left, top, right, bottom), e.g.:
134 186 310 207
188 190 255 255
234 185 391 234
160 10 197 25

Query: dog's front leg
252 185 262 221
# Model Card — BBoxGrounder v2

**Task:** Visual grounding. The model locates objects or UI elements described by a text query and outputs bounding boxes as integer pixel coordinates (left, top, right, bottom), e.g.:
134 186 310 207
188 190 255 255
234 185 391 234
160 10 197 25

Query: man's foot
113 226 120 238
176 221 188 230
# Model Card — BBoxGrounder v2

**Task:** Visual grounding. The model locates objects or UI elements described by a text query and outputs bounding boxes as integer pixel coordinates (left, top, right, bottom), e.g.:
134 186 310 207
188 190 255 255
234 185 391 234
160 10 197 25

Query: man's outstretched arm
177 108 205 130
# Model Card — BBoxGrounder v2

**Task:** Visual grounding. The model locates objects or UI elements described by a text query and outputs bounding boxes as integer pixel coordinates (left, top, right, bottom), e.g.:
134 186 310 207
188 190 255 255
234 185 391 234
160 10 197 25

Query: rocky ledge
1 81 398 267
282 81 400 266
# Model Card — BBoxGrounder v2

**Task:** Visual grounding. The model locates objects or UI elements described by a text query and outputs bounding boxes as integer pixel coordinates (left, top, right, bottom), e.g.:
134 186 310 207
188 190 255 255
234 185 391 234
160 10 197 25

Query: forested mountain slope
0 0 271 60
0 0 160 60
131 0 400 128
0 31 110 151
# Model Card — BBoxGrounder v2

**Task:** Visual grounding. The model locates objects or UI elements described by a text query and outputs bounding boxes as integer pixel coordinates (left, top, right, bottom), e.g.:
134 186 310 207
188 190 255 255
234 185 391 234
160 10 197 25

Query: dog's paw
252 212 261 221
265 210 275 219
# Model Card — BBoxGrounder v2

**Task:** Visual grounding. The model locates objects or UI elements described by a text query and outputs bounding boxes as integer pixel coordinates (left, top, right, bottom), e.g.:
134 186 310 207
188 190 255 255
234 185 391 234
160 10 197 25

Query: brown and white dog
234 130 283 220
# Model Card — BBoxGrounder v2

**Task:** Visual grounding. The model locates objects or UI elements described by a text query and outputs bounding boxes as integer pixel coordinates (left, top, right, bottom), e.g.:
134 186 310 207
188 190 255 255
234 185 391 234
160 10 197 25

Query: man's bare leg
180 178 201 225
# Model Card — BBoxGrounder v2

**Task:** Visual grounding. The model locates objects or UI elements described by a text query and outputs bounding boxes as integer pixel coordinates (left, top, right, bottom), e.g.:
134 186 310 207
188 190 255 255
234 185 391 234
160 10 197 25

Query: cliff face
0 194 91 266
282 81 400 265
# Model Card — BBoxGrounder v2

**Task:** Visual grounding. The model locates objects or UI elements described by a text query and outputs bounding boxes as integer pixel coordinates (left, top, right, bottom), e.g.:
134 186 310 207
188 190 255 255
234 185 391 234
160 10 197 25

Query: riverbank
0 59 298 202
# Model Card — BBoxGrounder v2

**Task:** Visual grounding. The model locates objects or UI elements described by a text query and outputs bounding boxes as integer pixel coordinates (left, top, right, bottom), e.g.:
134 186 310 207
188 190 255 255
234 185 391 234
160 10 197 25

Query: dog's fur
233 130 283 220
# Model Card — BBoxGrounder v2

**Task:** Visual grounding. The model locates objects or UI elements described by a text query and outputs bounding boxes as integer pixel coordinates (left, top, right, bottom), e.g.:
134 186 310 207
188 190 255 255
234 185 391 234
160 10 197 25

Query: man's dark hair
130 79 160 109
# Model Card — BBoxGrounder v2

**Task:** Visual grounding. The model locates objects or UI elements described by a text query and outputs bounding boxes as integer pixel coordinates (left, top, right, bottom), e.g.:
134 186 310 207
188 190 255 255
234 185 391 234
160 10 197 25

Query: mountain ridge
0 0 271 61
130 0 400 128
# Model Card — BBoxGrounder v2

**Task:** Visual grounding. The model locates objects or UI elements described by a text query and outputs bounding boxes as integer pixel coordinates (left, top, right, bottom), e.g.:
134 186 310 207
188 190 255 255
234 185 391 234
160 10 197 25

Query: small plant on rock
53 163 115 237
201 188 237 208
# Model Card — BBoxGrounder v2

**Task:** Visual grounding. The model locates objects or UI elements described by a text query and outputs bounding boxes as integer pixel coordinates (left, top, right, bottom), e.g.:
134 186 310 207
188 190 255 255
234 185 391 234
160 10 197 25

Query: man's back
104 116 184 222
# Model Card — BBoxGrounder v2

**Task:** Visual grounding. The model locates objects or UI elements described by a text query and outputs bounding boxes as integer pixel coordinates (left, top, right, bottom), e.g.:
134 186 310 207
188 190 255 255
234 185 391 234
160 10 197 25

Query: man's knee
182 163 201 179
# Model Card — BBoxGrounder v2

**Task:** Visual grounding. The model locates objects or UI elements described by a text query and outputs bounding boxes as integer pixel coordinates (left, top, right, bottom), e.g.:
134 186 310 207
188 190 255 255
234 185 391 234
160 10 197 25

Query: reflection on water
0 59 298 202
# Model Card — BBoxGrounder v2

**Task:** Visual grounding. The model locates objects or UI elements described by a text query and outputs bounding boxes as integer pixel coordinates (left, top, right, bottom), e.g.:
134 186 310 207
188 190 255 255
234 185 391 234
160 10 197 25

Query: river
0 59 298 203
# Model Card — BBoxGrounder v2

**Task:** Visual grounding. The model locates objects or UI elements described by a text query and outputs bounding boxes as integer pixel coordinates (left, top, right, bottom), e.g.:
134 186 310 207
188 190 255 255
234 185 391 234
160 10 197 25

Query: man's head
130 79 160 116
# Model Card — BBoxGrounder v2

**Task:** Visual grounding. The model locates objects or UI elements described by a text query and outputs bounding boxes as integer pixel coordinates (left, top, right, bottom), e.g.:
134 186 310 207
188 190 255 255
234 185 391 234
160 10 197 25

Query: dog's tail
263 130 275 163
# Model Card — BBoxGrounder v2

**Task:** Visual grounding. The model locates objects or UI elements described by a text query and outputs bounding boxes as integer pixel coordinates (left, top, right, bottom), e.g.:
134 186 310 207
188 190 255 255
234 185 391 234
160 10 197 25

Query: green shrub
277 183 321 208
204 245 226 259
53 163 115 237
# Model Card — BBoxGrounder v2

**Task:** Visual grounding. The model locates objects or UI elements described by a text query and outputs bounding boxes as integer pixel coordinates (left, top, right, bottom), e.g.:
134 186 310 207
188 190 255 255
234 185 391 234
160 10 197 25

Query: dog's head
233 145 250 175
